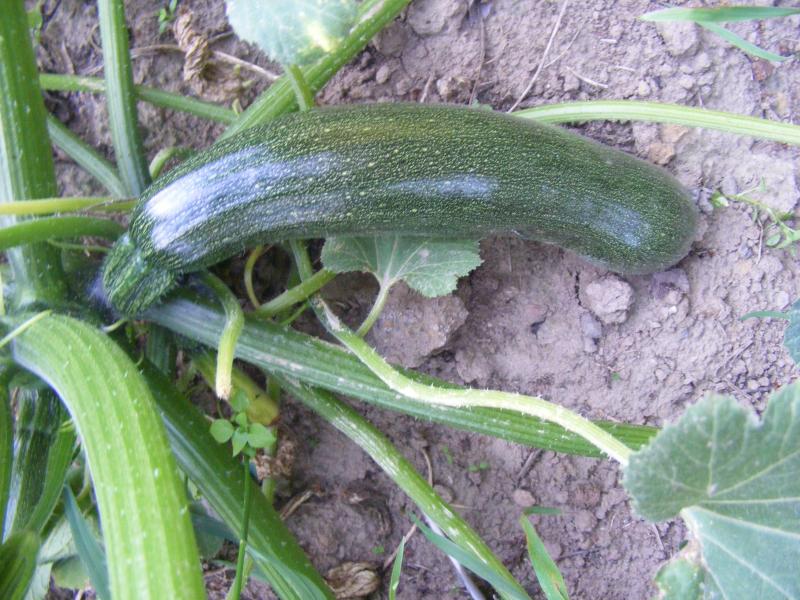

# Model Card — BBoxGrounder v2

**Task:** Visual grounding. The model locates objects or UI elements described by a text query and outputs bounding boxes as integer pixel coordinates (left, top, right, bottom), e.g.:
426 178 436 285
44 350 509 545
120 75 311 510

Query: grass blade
0 530 39 600
97 0 150 196
411 515 530 600
63 487 109 600
0 216 123 251
520 516 568 600
46 116 127 198
388 539 405 600
148 294 658 456
140 361 334 600
0 0 67 308
39 73 237 124
516 101 800 146
0 374 11 539
641 6 800 23
11 314 205 599
279 378 529 600
698 21 790 62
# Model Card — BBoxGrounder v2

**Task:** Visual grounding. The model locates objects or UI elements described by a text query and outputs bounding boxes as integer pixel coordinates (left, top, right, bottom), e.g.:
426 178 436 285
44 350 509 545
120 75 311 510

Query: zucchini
103 103 697 315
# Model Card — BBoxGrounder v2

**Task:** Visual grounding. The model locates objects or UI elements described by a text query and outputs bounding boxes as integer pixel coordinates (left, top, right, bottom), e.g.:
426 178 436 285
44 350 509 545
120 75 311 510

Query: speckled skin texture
103 103 696 314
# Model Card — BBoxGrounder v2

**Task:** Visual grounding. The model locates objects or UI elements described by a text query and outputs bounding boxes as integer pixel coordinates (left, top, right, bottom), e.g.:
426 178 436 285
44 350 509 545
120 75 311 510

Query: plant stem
290 242 633 466
0 216 124 251
230 459 253 600
284 64 315 111
40 73 237 124
46 116 128 198
0 197 134 216
356 284 390 337
254 268 336 318
97 0 150 196
244 246 268 309
148 146 193 179
516 100 800 146
200 272 244 400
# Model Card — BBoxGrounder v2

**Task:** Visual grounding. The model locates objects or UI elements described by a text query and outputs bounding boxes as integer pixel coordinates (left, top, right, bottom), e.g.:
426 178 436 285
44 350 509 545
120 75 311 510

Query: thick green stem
40 73 237 124
230 459 253 600
0 197 134 216
0 0 68 307
148 146 193 179
0 216 123 252
46 116 128 198
516 100 800 146
254 269 336 318
97 0 150 196
200 272 245 399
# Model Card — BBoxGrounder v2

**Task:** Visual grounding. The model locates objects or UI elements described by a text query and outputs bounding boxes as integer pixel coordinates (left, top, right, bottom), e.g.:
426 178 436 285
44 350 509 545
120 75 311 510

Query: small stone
512 489 537 508
747 379 760 392
582 275 635 325
656 21 699 57
661 124 689 144
636 80 651 97
774 290 790 309
563 73 581 92
375 64 391 85
435 75 471 101
647 141 676 165
758 377 770 388
678 74 695 89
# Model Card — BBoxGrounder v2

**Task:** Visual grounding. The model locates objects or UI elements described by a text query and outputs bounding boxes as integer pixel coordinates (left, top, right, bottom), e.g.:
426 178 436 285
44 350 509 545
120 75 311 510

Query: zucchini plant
2 1 799 599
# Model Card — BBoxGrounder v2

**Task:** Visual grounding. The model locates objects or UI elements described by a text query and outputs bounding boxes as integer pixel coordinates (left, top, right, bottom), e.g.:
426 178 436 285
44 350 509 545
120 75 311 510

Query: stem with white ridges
288 241 633 466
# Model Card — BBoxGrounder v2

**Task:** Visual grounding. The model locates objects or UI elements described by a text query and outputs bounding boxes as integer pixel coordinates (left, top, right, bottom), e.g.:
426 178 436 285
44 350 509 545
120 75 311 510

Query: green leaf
654 556 703 600
641 6 800 23
11 314 204 599
388 539 404 600
226 0 359 66
520 516 568 600
232 428 249 456
322 236 482 298
410 515 531 600
63 488 109 600
234 412 249 428
0 530 39 600
699 21 791 63
623 383 800 600
229 387 250 413
51 556 90 591
247 423 275 449
785 300 800 365
210 419 234 443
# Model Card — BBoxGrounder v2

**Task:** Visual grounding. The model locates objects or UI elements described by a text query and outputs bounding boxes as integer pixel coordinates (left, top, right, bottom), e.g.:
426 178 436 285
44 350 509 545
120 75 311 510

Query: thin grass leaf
46 116 127 198
739 310 789 321
515 101 800 146
699 21 791 62
97 0 150 196
641 6 800 23
39 73 237 124
520 516 568 600
11 314 205 599
410 515 530 600
0 373 11 540
0 530 39 600
63 487 109 600
0 216 123 252
388 539 405 600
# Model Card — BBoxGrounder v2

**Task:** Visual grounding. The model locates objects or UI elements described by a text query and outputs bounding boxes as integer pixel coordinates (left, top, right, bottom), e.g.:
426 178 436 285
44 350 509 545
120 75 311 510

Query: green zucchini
102 103 697 315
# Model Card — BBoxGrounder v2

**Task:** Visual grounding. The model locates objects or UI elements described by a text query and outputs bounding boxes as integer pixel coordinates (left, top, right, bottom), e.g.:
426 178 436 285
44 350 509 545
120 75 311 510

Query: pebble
375 64 391 85
582 275 635 325
656 21 699 57
512 489 537 508
774 290 790 309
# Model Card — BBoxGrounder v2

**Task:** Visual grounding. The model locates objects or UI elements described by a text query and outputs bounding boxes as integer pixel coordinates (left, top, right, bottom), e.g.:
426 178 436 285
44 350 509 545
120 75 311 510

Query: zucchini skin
103 103 697 315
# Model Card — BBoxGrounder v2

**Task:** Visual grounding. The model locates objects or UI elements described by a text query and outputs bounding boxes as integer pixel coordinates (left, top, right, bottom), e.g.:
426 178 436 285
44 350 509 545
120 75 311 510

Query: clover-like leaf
624 383 800 600
226 0 358 66
785 299 800 365
322 235 482 298
209 419 235 444
247 423 276 450
229 388 250 413
231 429 249 457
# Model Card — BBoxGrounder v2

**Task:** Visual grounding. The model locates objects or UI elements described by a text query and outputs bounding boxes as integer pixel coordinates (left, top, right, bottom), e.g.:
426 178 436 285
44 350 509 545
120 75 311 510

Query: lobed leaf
624 383 800 599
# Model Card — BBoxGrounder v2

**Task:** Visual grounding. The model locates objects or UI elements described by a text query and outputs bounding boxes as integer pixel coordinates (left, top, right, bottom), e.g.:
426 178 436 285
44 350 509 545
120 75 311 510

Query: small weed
468 460 490 473
440 445 454 465
157 0 179 35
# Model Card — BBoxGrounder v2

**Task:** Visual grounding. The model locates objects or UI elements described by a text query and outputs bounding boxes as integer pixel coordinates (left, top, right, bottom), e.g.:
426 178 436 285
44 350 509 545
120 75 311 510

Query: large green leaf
322 236 482 298
785 299 800 365
624 383 800 599
11 314 204 600
63 488 109 600
226 0 358 66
